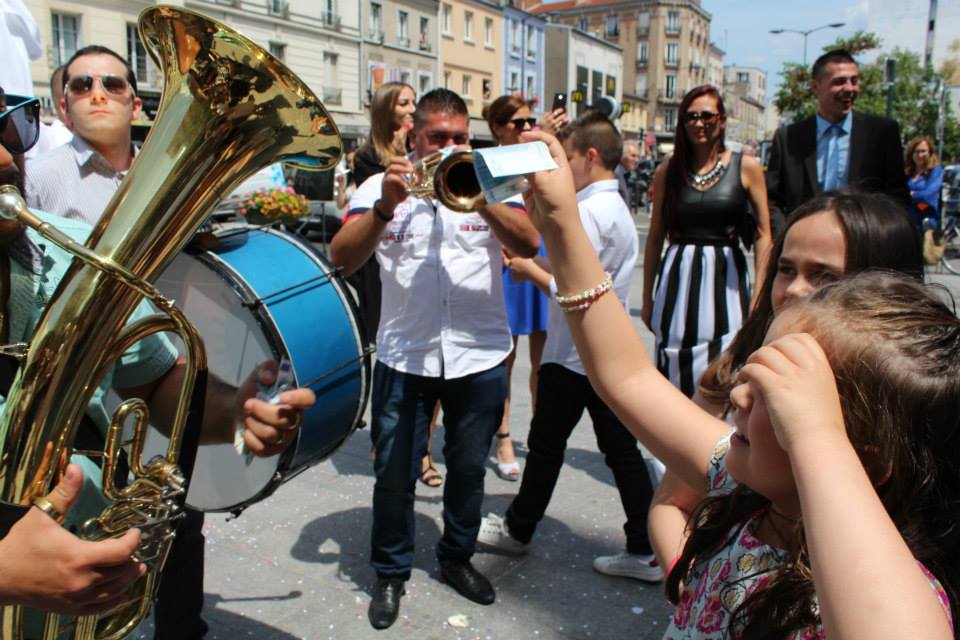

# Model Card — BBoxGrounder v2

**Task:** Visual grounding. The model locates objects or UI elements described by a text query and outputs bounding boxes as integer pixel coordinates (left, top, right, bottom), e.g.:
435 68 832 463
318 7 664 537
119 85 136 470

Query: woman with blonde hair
353 82 415 185
904 135 944 229
483 94 545 481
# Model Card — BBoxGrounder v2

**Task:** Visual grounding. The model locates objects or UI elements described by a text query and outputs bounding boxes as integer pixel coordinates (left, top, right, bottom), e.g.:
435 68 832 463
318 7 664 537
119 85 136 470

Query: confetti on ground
631 606 644 615
447 614 470 628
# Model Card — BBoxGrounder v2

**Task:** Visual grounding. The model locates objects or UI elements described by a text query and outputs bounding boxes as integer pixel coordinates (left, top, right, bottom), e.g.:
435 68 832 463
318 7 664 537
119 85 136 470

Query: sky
700 0 959 101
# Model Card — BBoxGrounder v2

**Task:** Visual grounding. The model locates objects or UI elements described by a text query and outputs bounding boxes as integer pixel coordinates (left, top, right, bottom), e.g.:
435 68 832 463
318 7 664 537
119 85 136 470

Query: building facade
438 0 503 139
543 24 622 121
361 0 440 119
24 0 369 142
722 64 767 145
502 3 546 116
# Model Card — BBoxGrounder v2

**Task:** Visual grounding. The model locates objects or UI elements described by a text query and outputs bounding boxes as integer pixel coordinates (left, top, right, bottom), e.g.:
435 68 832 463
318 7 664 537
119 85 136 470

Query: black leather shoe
441 560 495 605
368 577 405 629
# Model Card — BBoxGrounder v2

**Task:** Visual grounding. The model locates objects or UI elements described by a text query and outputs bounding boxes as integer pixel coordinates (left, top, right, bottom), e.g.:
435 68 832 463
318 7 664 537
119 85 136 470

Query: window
605 75 616 96
637 11 650 35
577 17 588 32
606 15 618 37
323 52 341 104
418 71 432 95
483 78 492 100
638 42 648 64
576 65 589 96
635 72 648 97
592 70 603 104
462 74 471 98
268 41 286 62
267 0 289 18
442 4 451 34
666 11 680 35
666 42 679 66
511 21 521 55
51 12 80 67
419 17 430 50
485 17 493 46
665 74 676 99
463 11 473 41
444 70 451 89
509 71 519 93
321 0 336 26
525 75 535 99
370 2 383 39
526 25 536 58
737 71 750 83
664 107 677 131
398 10 409 46
399 68 412 85
126 23 160 88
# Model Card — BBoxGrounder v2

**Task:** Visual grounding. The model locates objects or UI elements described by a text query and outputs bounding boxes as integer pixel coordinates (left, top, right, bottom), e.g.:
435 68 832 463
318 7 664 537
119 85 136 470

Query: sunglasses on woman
65 74 133 98
509 117 537 130
682 110 721 125
0 93 41 155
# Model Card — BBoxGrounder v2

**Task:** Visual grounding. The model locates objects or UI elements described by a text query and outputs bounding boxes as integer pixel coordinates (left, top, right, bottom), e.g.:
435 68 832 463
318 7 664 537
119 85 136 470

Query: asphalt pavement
133 212 960 640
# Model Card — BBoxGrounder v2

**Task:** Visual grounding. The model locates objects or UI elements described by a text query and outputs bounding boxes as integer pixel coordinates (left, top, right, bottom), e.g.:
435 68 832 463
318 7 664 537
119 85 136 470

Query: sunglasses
0 93 41 155
683 110 721 125
65 74 133 97
509 117 537 130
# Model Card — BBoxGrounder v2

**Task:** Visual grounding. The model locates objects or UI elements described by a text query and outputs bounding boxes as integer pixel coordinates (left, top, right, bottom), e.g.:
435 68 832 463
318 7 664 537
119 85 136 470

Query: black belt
668 233 739 246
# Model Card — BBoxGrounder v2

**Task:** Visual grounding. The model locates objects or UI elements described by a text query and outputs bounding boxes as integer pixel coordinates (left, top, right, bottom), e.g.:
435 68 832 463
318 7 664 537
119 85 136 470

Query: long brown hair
482 94 526 144
669 271 960 637
699 191 923 407
366 82 414 167
663 85 726 227
904 135 939 177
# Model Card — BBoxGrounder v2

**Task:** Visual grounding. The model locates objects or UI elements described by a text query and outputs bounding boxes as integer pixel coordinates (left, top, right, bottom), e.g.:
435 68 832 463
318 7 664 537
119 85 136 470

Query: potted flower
240 186 310 225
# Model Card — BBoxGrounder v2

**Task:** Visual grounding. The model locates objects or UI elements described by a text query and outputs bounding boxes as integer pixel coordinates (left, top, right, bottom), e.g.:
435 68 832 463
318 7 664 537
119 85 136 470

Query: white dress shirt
543 179 638 376
347 172 520 379
25 136 133 225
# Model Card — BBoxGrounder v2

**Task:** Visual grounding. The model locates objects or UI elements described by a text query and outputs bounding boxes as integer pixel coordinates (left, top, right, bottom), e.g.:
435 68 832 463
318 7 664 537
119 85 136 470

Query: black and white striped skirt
651 243 750 398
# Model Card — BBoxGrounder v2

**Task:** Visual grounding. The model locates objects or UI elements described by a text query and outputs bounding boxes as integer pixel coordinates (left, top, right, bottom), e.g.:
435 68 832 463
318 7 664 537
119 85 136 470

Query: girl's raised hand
738 331 846 455
518 130 577 232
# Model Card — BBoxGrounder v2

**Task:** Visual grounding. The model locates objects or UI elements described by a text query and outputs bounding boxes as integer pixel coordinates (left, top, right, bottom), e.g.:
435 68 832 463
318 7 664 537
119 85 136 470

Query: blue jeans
370 360 506 578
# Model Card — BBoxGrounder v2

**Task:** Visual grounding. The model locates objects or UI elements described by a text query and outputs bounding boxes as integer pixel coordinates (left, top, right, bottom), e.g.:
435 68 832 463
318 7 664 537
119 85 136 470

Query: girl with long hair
642 85 772 399
520 130 957 640
904 135 944 229
353 82 415 185
482 94 545 481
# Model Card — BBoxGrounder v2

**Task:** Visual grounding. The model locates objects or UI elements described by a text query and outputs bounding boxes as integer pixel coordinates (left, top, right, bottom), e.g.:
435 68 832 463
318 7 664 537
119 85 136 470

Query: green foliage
773 32 960 162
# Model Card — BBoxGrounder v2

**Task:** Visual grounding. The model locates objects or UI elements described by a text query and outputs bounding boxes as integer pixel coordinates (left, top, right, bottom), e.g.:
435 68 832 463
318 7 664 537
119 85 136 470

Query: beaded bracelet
555 273 613 313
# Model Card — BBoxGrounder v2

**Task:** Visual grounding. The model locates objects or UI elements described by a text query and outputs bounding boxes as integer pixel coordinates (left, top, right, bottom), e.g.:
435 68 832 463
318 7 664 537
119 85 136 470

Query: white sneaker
477 514 529 555
592 552 664 583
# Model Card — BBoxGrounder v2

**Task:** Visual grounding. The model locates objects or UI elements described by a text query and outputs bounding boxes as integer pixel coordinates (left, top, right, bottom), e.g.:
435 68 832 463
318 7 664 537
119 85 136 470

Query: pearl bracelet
555 273 613 313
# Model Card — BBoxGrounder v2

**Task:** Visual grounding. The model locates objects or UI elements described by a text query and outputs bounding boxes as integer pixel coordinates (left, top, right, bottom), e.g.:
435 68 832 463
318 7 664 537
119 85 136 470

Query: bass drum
149 225 371 513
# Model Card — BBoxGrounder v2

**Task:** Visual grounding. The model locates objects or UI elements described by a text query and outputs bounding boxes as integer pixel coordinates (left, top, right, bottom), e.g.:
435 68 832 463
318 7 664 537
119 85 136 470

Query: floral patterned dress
663 435 953 639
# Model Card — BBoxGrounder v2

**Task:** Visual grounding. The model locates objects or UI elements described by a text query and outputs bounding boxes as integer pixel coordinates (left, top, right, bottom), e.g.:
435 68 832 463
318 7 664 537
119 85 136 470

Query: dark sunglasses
65 74 132 97
0 93 41 155
683 110 721 125
509 117 537 130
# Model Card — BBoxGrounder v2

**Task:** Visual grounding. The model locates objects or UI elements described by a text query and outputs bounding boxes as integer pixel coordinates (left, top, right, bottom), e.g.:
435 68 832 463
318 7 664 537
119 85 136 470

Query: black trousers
505 363 655 555
153 507 208 639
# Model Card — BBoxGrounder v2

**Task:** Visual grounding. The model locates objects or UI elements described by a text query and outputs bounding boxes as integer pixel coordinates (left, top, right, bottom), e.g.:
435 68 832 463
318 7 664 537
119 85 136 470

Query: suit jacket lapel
799 117 819 196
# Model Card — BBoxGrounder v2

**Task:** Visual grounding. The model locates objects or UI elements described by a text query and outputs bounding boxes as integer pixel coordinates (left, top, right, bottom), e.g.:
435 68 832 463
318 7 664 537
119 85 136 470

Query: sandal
495 432 521 482
419 464 443 488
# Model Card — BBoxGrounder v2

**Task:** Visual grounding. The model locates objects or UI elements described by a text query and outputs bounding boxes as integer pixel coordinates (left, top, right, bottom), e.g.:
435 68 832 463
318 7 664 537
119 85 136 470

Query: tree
773 32 959 161
940 39 960 85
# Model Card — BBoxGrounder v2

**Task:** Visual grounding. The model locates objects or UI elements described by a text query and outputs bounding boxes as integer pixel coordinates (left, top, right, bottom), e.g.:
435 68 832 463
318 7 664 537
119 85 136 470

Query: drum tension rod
242 273 337 309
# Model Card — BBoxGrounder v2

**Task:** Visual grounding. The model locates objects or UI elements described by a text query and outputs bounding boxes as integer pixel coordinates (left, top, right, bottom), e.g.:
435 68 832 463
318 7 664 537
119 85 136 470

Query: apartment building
438 0 503 138
24 0 367 142
362 0 440 109
722 65 767 144
707 42 724 88
527 0 711 143
543 24 622 121
502 3 546 116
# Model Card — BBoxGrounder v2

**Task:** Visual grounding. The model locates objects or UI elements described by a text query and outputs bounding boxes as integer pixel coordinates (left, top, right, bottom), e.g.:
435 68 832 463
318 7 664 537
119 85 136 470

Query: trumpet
406 149 486 213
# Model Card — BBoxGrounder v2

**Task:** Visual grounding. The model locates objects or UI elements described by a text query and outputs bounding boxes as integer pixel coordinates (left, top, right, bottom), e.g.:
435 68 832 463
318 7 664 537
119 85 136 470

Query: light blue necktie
823 125 841 191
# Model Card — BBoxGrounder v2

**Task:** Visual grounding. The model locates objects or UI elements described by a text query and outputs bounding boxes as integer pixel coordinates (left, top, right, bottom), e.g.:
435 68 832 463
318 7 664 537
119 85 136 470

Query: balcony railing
658 88 679 103
637 25 649 37
322 11 341 29
606 26 619 37
665 58 679 68
398 36 411 48
266 0 289 18
419 38 431 51
369 29 384 43
665 24 681 36
636 57 648 68
323 86 342 104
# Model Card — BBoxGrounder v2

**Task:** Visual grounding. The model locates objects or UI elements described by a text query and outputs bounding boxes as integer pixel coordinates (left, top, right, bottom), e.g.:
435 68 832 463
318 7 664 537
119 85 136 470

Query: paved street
133 215 960 640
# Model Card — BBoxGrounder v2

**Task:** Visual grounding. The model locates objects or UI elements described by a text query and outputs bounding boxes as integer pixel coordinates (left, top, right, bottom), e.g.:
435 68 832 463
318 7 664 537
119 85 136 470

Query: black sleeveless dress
650 152 751 397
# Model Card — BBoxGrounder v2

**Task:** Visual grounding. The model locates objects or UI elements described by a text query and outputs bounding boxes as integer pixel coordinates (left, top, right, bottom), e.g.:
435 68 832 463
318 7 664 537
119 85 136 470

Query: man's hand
0 464 145 615
237 362 316 458
380 156 414 215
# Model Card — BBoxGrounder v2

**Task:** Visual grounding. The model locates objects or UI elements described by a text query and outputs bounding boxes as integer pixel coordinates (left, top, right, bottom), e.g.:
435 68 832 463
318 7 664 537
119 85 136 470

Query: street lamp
769 22 845 66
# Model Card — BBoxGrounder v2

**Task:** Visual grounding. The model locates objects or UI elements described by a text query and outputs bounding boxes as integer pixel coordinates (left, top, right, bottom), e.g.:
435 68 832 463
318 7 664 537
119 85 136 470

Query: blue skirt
503 243 549 336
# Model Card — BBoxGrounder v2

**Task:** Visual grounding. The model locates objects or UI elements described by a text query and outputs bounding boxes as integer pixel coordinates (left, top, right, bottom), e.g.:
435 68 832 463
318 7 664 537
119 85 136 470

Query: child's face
726 313 805 514
771 211 846 315
563 139 592 193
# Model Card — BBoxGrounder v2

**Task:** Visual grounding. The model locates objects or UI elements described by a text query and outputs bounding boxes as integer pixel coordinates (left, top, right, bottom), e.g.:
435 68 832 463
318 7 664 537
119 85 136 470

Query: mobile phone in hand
552 92 567 113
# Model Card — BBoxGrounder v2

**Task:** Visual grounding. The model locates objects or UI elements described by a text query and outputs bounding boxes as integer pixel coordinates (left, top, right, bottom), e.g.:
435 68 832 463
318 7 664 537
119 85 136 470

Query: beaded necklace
688 157 726 188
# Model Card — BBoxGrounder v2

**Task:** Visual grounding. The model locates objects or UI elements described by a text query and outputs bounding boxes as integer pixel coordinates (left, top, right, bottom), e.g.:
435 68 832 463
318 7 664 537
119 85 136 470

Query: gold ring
275 433 285 446
33 497 64 523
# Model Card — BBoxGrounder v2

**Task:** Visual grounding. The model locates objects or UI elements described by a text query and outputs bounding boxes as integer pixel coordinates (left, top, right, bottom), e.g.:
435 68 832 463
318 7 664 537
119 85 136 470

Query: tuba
0 5 341 638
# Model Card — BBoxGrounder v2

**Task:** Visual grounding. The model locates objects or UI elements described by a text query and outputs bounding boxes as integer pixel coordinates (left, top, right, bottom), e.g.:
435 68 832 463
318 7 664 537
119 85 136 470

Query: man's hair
414 88 468 128
811 49 857 80
558 110 622 171
63 45 138 95
49 65 64 93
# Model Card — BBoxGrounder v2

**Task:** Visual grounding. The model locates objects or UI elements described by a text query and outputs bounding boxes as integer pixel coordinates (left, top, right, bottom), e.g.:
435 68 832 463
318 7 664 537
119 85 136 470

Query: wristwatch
372 199 394 222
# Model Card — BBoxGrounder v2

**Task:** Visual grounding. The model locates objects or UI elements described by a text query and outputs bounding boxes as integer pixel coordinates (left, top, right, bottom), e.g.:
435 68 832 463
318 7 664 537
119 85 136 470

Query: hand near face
381 156 414 213
539 108 569 137
237 361 315 458
0 464 145 615
738 331 846 455
517 130 578 232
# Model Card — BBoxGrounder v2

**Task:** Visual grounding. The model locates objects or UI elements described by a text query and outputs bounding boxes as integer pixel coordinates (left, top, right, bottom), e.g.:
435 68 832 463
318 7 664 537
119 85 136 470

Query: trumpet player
0 85 314 624
330 88 539 630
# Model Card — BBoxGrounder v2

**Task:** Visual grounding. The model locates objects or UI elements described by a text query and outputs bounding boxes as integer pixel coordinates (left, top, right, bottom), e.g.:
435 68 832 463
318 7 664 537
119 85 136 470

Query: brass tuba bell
0 5 341 638
407 149 487 212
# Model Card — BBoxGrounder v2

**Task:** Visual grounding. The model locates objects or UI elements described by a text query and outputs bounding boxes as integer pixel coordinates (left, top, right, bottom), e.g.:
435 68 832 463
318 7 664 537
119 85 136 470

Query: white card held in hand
472 142 559 203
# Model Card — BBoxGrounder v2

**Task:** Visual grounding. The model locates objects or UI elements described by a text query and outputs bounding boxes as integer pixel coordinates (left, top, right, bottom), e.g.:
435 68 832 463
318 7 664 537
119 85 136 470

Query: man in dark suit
766 49 910 229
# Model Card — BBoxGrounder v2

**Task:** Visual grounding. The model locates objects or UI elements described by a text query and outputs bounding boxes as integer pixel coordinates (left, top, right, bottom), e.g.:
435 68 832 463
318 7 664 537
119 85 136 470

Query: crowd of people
1 25 958 640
